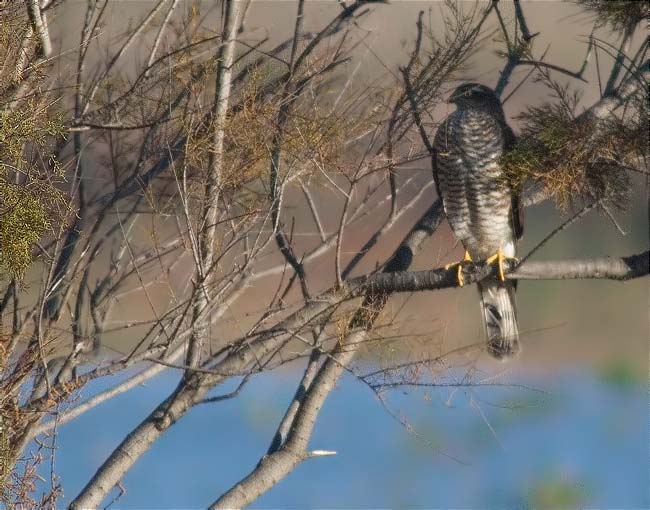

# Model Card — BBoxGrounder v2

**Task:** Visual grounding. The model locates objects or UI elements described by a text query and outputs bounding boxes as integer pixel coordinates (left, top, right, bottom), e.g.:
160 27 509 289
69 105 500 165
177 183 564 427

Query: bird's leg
485 247 517 281
445 250 472 287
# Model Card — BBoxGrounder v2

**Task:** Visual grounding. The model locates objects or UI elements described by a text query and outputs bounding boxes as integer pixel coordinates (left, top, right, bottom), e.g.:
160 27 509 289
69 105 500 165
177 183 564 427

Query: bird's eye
464 90 472 97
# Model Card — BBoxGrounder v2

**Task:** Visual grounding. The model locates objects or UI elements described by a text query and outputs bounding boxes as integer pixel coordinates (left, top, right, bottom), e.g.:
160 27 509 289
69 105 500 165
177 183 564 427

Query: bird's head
448 83 500 109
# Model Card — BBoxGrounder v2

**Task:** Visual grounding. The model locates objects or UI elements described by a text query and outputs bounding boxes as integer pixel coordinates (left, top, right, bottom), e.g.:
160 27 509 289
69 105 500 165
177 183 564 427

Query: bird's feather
478 279 520 359
433 83 522 359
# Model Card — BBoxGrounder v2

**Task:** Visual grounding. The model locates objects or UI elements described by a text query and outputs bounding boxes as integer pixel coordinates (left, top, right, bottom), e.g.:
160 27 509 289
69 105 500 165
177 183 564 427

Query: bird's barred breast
435 109 515 259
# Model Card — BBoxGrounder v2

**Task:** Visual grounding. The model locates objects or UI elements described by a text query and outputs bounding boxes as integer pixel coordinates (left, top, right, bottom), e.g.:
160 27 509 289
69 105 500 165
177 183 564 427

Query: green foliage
0 100 65 160
599 358 643 389
528 476 587 508
0 4 69 281
501 93 643 211
0 101 67 279
576 0 650 31
0 182 54 279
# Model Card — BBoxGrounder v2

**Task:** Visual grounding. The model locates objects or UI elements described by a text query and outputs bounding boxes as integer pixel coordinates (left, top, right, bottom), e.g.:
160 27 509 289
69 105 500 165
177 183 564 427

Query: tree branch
185 0 242 369
211 199 446 507
584 59 649 121
24 0 52 58
349 251 648 294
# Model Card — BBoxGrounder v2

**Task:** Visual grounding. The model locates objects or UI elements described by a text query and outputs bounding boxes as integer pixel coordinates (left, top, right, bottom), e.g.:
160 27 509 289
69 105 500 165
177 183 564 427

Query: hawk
433 83 523 359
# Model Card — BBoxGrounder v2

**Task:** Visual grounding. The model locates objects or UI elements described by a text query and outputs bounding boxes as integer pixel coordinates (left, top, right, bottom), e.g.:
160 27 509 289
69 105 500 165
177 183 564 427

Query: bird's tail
477 280 519 359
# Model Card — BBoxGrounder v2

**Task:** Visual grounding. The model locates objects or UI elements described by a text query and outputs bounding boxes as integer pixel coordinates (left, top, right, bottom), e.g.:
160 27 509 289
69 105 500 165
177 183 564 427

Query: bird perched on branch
433 83 523 359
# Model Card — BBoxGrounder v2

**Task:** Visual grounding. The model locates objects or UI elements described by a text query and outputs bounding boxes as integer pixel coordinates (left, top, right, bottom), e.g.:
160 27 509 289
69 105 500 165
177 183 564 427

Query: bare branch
25 0 52 57
145 0 180 76
516 59 589 83
583 59 649 121
509 253 649 281
82 0 170 115
349 251 649 294
266 348 322 455
211 199 446 507
518 202 597 265
210 331 361 509
603 21 635 96
186 0 242 369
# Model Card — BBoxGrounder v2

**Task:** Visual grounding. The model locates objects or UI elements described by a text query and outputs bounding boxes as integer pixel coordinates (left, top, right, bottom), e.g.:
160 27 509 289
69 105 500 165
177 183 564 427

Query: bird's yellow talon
445 250 472 287
485 248 517 281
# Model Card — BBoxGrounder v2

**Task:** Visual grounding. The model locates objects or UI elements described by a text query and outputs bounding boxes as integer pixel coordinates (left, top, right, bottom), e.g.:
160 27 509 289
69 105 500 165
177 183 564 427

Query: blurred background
37 1 648 508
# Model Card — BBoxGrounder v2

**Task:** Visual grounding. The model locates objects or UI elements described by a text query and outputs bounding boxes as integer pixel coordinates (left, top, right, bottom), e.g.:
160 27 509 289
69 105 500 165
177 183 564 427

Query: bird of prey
433 82 523 359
